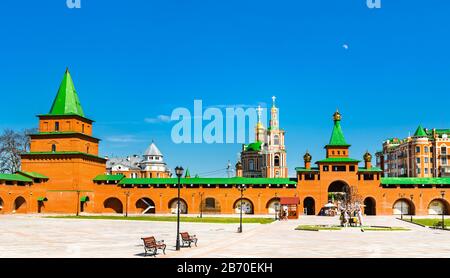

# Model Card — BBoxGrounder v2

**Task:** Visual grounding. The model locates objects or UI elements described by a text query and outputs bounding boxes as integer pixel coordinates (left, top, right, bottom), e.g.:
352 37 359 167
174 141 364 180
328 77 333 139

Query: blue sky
0 0 449 177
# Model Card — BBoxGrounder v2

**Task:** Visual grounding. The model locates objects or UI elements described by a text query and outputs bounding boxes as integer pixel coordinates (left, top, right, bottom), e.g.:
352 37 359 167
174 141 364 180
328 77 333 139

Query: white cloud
105 135 142 143
144 115 172 124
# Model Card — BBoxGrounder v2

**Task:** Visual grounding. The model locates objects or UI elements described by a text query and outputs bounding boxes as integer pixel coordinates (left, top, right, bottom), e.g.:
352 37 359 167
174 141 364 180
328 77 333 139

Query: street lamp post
124 189 130 217
441 191 446 230
175 166 184 251
410 194 414 222
76 190 80 216
237 184 246 233
199 192 204 218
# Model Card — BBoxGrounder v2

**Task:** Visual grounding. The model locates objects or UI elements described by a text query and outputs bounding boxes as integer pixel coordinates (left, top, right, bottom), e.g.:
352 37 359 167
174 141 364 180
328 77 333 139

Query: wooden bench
433 221 445 229
141 236 166 257
180 232 198 247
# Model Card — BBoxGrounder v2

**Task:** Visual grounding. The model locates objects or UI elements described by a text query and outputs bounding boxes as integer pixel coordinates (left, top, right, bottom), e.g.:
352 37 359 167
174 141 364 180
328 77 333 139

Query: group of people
339 207 364 227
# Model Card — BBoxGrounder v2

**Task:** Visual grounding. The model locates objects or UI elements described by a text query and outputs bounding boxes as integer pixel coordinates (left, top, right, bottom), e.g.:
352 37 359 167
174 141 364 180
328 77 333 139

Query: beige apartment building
376 126 450 177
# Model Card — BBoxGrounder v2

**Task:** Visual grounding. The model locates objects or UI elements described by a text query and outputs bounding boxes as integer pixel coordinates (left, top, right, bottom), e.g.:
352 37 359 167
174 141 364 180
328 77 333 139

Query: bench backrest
180 232 190 240
142 236 157 247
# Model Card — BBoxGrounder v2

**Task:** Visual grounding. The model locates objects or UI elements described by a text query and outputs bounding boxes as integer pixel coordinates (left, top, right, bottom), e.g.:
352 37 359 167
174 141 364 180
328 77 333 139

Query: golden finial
333 109 341 121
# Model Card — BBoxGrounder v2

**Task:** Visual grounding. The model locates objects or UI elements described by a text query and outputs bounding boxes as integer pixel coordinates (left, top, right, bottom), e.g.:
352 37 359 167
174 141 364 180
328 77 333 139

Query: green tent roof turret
48 68 85 117
413 125 427 137
326 110 350 147
185 168 191 178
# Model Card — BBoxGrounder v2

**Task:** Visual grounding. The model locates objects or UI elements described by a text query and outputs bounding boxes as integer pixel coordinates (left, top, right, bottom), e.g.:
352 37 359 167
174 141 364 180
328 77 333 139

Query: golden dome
363 151 372 162
333 110 342 121
303 151 312 163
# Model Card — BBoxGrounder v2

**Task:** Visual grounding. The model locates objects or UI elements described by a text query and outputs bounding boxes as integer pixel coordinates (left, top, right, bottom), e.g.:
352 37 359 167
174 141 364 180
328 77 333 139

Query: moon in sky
342 44 349 50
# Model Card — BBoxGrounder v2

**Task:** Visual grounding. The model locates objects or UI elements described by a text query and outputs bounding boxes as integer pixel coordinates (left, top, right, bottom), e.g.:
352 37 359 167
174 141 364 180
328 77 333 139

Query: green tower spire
185 168 191 178
48 68 85 117
327 110 350 146
413 125 427 137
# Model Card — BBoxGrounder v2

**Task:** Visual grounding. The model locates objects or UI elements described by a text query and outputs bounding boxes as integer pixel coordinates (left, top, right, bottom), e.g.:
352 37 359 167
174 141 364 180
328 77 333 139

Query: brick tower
21 69 106 193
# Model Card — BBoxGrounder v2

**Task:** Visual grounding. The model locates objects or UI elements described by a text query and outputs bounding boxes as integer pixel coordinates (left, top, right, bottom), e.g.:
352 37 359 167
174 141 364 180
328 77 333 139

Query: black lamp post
410 194 414 222
441 191 446 230
175 166 184 251
76 190 80 216
237 184 246 233
199 192 204 218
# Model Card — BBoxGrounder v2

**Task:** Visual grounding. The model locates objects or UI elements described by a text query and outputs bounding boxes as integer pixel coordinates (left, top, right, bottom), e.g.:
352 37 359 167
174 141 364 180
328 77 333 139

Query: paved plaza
1 215 450 258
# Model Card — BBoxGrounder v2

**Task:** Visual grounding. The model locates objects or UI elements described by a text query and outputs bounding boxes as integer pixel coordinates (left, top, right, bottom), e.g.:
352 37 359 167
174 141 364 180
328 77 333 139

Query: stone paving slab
1 215 450 258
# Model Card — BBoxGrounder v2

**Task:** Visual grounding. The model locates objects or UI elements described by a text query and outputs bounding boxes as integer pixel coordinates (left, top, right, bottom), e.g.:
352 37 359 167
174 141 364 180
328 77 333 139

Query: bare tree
0 128 36 174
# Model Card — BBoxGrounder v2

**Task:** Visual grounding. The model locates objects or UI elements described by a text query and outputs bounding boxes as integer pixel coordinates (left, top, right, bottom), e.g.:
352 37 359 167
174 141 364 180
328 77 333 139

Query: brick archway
303 197 315 215
328 180 350 203
136 197 156 214
428 199 450 215
233 198 254 214
13 196 27 213
393 198 415 215
168 198 188 214
103 197 123 214
266 197 280 214
364 197 376 215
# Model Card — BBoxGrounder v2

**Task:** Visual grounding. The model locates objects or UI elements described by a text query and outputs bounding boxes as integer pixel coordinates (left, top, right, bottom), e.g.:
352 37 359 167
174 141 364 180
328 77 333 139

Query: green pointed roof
414 125 427 137
327 111 350 147
48 68 85 117
185 168 191 178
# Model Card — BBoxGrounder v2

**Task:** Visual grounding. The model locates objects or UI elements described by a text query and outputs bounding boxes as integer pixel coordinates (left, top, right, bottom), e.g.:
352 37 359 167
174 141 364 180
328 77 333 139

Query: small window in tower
86 146 90 154
55 122 60 131
337 151 341 155
51 144 56 152
274 156 280 167
416 146 420 153
82 124 85 133
274 135 280 145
